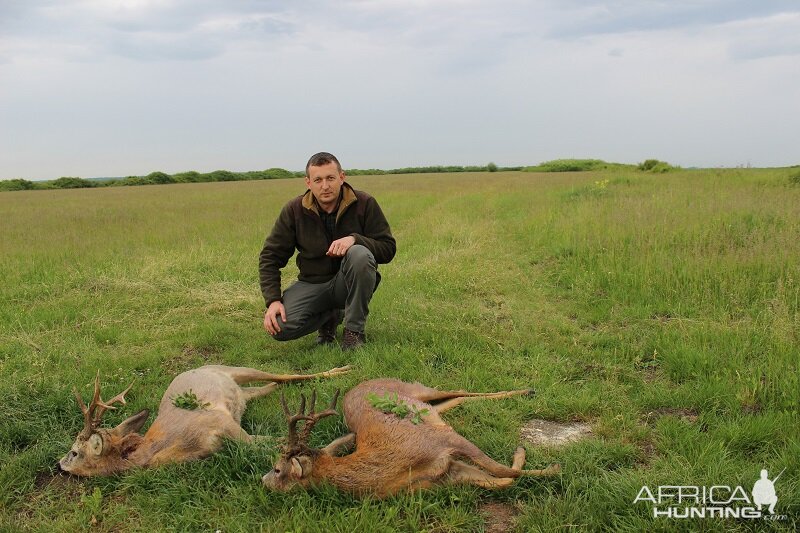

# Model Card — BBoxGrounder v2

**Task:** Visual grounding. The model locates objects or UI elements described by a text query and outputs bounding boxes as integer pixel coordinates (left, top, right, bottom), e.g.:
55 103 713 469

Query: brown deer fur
58 365 350 476
262 379 560 498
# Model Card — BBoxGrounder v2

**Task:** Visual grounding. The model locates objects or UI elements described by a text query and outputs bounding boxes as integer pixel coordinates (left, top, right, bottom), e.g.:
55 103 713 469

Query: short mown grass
1 169 798 531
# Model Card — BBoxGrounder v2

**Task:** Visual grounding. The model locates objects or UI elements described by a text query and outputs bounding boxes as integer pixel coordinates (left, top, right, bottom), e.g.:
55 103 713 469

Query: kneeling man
259 152 396 350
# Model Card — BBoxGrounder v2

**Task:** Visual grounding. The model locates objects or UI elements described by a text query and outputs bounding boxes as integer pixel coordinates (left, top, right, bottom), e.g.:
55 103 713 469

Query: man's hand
327 236 356 257
264 300 287 335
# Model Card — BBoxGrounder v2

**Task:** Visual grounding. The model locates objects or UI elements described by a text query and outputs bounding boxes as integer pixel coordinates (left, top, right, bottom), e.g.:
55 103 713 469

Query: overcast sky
2 1 799 180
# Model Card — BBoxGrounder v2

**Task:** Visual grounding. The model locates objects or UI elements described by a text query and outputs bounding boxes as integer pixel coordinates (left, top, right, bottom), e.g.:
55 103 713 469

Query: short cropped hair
305 152 342 175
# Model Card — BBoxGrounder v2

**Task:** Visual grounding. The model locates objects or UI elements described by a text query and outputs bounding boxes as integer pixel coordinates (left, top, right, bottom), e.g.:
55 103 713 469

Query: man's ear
111 409 149 437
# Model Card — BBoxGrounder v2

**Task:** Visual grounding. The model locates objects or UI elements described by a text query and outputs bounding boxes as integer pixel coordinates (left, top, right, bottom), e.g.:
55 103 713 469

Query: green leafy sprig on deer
171 389 210 411
366 392 429 425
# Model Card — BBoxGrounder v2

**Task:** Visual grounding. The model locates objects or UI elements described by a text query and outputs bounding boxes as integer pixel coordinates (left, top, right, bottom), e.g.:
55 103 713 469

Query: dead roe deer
58 364 351 476
262 379 561 498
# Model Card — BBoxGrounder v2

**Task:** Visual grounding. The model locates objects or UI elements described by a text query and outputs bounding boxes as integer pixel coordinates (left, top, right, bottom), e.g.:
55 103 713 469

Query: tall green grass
1 169 798 531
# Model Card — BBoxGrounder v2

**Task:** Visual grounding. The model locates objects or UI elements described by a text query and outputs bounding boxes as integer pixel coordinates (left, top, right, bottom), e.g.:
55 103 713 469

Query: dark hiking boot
315 310 341 346
341 329 366 351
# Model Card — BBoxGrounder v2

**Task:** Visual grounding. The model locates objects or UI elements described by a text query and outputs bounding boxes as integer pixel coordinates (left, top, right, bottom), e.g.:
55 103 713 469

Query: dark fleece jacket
259 183 396 306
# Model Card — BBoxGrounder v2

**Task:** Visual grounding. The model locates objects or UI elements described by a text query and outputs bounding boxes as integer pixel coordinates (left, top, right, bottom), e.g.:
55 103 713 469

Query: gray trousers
273 245 377 341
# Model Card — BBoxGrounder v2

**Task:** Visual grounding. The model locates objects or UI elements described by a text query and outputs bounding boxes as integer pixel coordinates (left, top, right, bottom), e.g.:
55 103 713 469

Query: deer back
130 367 253 466
343 378 455 437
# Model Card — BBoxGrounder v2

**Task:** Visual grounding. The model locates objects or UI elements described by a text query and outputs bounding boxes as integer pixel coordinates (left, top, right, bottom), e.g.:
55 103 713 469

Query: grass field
1 169 798 531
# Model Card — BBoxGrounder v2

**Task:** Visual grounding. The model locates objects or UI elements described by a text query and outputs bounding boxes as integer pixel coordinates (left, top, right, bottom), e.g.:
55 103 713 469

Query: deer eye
274 468 281 474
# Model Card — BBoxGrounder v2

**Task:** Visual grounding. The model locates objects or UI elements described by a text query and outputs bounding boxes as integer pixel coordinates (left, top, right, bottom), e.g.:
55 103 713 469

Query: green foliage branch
366 392 429 425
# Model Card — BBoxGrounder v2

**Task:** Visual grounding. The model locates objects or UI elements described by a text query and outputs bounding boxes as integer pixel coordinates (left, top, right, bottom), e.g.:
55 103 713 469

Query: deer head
59 372 149 476
262 389 339 491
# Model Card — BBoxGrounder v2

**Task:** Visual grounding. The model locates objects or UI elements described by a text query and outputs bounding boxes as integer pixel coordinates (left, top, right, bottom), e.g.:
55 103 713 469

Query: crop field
1 169 798 531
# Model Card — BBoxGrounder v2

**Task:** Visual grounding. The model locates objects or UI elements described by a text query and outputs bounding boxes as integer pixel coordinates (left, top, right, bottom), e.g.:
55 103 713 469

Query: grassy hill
0 169 798 530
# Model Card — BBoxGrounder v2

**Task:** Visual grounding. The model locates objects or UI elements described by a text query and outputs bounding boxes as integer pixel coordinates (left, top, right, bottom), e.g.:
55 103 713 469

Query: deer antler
74 371 134 439
280 389 340 452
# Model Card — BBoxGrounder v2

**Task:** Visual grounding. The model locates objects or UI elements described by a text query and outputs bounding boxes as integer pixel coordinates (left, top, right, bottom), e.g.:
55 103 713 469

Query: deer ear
290 457 303 478
111 409 149 437
88 433 104 456
290 456 312 479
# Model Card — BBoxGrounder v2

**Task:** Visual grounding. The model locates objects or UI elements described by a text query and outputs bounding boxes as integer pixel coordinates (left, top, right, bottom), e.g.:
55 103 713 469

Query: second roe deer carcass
261 379 561 497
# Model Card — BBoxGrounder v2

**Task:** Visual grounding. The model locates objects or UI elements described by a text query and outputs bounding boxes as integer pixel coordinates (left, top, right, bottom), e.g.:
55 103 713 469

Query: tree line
1 160 687 192
0 163 517 192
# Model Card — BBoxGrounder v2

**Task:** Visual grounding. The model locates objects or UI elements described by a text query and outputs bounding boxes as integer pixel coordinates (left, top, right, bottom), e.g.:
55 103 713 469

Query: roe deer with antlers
262 379 561 498
58 364 350 476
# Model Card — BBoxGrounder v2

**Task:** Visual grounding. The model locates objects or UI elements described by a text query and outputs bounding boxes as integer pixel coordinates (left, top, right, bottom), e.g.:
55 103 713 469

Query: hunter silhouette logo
634 467 788 520
752 468 784 515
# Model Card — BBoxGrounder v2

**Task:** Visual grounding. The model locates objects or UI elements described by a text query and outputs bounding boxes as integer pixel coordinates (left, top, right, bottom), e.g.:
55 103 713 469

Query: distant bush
193 172 215 183
208 170 237 182
146 171 174 184
638 159 678 173
172 171 201 183
487 162 498 172
789 170 800 185
117 176 149 186
522 159 618 172
50 177 97 188
345 168 387 176
242 168 296 180
0 179 37 191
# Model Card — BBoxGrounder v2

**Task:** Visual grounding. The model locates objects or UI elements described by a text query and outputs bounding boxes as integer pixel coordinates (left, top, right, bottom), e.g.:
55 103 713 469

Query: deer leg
445 446 528 489
398 455 452 495
241 382 279 401
449 433 559 479
433 389 531 414
225 425 278 446
321 433 356 456
446 460 517 489
408 383 532 403
210 365 352 385
510 446 526 470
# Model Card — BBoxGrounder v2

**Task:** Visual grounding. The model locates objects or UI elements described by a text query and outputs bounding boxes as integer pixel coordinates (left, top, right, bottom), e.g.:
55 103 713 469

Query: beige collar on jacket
301 183 358 222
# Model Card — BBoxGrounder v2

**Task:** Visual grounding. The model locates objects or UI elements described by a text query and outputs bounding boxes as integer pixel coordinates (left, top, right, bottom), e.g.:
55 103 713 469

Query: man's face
305 162 345 212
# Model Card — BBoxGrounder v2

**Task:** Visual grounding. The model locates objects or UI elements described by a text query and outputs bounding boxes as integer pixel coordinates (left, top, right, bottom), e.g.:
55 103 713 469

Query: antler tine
75 371 135 437
89 370 102 415
307 389 317 413
93 380 135 425
281 392 310 450
74 387 93 438
298 389 340 443
76 371 103 438
312 388 340 421
328 389 340 411
279 390 291 417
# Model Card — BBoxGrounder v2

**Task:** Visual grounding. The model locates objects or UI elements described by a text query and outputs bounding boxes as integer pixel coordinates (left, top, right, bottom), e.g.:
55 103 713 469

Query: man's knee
344 245 376 271
270 317 299 342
